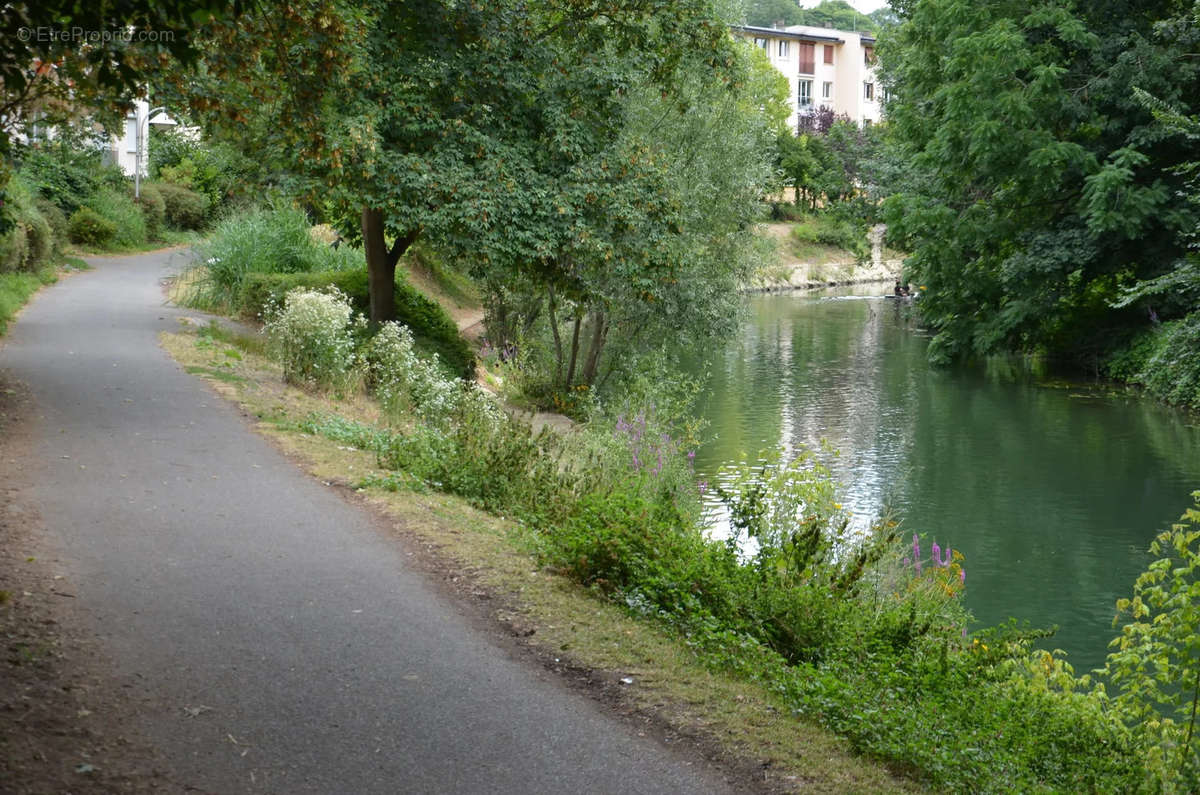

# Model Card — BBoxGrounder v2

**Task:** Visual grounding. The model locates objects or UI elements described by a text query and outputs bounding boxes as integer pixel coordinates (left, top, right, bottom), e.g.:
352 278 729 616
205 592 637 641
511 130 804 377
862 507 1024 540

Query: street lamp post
134 105 167 200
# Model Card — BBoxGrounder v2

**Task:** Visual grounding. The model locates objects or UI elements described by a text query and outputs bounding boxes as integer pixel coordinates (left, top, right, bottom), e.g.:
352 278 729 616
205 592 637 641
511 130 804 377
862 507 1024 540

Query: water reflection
689 290 1200 672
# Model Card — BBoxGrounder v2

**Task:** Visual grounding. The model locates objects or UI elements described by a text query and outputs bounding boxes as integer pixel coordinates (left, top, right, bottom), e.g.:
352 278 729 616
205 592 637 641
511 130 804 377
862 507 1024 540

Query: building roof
733 25 844 44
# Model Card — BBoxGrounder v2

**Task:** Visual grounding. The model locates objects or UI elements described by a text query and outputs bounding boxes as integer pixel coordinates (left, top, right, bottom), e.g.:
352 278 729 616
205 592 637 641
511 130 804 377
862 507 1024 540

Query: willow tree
475 35 780 393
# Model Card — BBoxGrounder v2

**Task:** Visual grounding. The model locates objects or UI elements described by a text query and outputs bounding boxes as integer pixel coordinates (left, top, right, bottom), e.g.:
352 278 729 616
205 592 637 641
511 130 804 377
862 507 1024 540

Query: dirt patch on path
0 378 182 794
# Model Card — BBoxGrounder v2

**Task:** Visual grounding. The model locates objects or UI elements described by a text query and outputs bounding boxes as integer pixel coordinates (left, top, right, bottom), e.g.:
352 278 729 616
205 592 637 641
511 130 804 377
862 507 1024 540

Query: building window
754 37 768 50
798 80 813 107
863 118 873 129
864 82 874 101
823 44 834 65
778 40 789 57
798 41 815 73
864 46 875 66
822 81 832 99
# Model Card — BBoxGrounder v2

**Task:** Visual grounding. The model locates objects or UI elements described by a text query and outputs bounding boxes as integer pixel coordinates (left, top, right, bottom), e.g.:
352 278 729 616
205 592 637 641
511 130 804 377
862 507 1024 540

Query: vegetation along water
688 289 1200 675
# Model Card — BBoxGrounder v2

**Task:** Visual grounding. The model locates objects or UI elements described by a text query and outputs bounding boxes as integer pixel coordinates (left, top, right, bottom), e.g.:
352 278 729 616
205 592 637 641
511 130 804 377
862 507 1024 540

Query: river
688 289 1200 673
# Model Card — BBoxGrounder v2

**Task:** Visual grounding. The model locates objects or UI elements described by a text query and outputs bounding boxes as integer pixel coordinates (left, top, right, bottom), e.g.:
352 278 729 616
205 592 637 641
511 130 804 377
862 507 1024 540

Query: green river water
688 289 1200 673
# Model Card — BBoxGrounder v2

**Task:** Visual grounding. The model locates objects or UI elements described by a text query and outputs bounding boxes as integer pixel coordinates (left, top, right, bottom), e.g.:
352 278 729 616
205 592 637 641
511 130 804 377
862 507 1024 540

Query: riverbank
156 280 1178 791
749 221 901 292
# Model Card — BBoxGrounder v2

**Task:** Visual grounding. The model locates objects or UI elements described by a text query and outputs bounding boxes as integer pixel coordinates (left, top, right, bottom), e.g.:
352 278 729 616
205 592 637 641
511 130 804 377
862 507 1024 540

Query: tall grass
185 205 363 311
84 189 147 249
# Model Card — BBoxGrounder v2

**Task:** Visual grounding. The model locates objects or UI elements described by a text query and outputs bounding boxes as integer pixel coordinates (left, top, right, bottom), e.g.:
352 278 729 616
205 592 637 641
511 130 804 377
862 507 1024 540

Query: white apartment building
735 24 881 132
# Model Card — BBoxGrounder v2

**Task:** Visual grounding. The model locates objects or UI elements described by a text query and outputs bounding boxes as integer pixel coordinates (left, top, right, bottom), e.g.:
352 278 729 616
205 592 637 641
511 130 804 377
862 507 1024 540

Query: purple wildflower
933 543 952 567
912 534 922 574
698 480 708 496
960 568 966 585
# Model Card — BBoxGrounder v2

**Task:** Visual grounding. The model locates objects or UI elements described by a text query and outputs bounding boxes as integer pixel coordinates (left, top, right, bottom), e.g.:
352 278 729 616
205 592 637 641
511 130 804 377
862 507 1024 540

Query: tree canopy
880 0 1200 367
168 0 777 396
744 0 895 33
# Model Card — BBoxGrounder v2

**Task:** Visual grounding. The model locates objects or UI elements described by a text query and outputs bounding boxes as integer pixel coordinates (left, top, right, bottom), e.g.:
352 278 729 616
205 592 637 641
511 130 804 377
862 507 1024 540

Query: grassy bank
159 283 1200 791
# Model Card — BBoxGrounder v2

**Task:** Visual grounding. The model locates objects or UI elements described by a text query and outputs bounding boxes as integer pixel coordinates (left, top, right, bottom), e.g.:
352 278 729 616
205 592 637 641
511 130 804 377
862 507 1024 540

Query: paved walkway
0 251 735 794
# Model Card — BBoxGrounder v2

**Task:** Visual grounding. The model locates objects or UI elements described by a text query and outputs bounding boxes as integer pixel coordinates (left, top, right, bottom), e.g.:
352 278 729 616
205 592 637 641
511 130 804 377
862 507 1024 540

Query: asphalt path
0 250 736 794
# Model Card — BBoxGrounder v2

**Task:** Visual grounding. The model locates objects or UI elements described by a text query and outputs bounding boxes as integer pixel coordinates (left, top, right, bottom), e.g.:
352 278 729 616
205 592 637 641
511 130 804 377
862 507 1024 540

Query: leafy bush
186 206 358 311
136 183 167 239
789 212 869 261
364 322 462 421
239 268 474 378
17 141 123 214
157 182 210 230
150 128 257 212
1105 492 1200 791
84 189 147 248
67 207 117 248
34 198 67 249
263 287 365 391
0 179 54 272
1119 315 1200 409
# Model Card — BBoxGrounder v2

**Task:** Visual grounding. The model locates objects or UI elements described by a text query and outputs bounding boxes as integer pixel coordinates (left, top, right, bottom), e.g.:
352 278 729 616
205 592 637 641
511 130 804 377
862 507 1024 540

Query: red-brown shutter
799 42 815 74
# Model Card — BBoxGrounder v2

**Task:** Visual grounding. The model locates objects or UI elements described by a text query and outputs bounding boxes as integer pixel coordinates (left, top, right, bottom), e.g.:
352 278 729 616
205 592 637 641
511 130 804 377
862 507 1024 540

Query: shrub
68 207 117 248
34 198 67 249
187 206 360 311
85 189 147 248
239 268 474 378
18 144 104 213
0 179 54 272
263 287 364 391
1105 492 1200 791
157 182 210 230
364 322 462 421
136 183 167 240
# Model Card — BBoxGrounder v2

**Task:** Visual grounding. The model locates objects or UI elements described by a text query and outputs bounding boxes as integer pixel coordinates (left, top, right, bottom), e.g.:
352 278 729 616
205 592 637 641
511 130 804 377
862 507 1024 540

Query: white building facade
735 24 881 133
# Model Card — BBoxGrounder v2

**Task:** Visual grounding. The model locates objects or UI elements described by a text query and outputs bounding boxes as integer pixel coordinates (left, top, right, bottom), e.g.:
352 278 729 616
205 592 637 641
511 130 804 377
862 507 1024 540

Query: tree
880 0 1200 365
174 0 736 323
477 35 777 395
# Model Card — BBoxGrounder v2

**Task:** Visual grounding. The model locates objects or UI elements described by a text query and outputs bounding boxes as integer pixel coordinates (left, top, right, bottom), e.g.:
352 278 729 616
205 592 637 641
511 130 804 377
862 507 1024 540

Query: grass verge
160 321 915 794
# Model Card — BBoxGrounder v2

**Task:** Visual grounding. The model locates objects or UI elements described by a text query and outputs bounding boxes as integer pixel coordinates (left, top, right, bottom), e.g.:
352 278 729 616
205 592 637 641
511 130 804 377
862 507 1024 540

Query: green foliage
881 0 1200 367
237 267 474 379
743 0 886 32
788 211 868 261
16 139 123 214
67 207 117 248
136 183 167 239
84 189 147 249
156 182 210 230
1105 315 1200 409
185 205 359 311
1105 493 1200 791
34 198 67 248
0 178 54 272
263 287 365 391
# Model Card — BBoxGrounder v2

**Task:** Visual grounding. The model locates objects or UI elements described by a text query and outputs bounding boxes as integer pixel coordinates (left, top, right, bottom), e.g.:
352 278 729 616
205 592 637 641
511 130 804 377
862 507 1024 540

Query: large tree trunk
361 207 418 323
547 284 564 385
565 310 583 388
580 310 608 386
